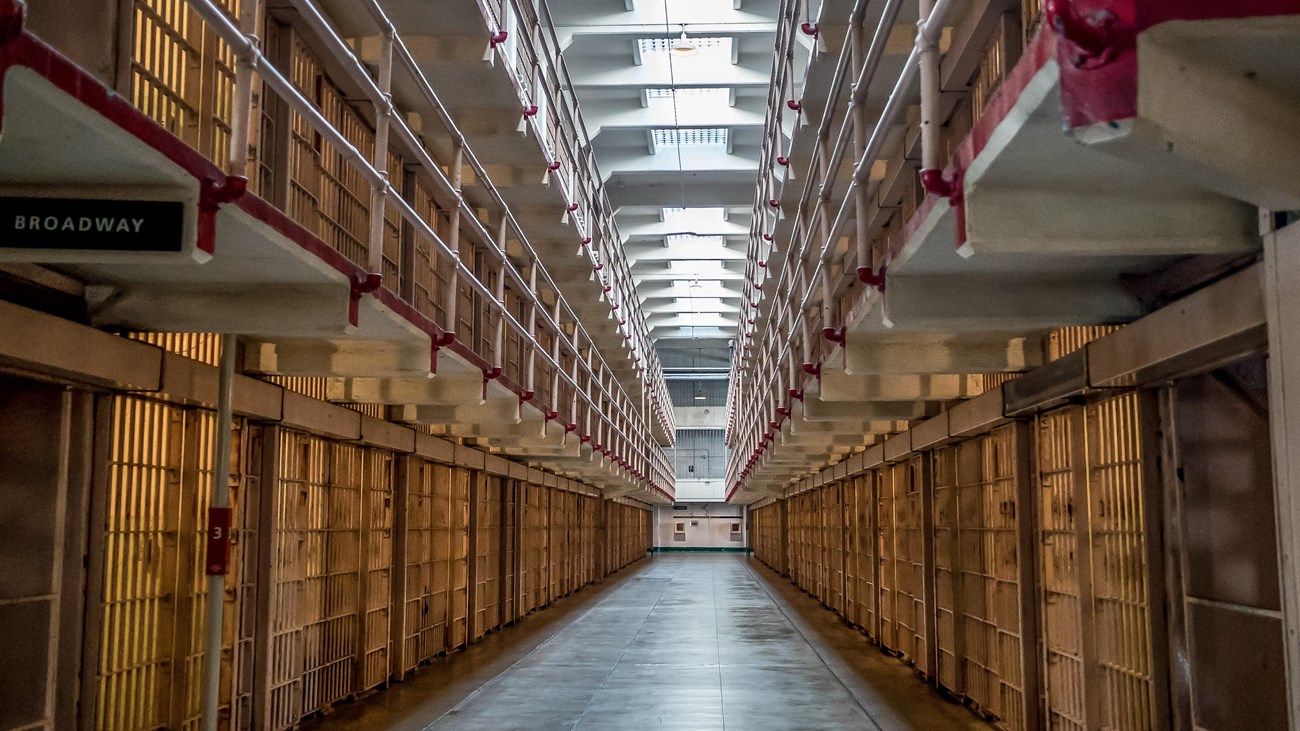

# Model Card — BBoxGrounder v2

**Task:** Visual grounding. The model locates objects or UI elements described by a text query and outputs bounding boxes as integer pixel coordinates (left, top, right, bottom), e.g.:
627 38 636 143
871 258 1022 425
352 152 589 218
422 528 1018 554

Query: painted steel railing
122 0 674 491
476 0 677 442
726 0 1041 494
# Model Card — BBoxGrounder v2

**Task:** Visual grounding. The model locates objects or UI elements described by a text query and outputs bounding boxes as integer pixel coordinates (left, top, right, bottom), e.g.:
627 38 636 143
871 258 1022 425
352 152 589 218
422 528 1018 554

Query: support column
251 425 281 729
919 457 938 685
1012 422 1042 731
466 472 480 641
1263 219 1300 730
389 455 412 680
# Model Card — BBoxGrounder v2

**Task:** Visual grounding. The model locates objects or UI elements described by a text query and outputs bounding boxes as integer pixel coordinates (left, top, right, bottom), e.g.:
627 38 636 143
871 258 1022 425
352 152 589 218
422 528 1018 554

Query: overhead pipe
917 0 969 255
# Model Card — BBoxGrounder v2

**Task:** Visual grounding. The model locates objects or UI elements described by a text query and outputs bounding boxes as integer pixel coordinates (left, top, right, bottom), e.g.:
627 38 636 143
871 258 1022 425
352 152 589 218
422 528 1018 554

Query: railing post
445 142 465 336
368 26 394 278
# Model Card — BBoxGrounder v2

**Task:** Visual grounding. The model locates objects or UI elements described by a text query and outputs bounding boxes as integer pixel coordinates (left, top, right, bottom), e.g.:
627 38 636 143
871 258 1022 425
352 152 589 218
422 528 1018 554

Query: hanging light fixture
671 27 698 57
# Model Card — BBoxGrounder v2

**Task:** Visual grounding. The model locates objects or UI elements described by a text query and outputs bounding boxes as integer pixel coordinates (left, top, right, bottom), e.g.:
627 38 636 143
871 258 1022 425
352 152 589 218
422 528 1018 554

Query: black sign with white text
0 197 185 252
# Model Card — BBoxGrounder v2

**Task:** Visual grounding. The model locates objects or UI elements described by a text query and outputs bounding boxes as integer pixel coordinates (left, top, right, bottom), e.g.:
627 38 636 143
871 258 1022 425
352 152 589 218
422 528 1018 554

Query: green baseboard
651 546 752 553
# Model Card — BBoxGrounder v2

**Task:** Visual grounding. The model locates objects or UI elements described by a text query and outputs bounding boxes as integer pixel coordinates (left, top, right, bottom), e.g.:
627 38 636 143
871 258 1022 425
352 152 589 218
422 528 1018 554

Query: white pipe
198 332 236 731
918 0 943 172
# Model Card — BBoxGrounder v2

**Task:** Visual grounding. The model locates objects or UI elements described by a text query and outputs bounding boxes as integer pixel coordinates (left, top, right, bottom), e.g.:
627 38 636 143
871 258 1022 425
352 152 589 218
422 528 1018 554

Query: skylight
668 259 727 274
652 128 729 146
664 207 726 226
646 87 731 119
637 37 733 56
665 234 725 248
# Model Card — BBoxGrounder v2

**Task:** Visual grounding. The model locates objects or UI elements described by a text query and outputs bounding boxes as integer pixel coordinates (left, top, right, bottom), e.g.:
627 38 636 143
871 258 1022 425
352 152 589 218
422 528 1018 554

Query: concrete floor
304 554 991 731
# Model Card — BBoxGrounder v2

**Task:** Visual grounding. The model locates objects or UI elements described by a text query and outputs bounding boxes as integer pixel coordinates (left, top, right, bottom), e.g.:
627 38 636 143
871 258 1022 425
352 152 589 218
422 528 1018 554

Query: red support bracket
564 422 579 433
519 390 535 403
481 366 503 401
579 434 592 444
348 271 383 326
767 198 781 209
822 326 846 344
800 22 819 36
757 260 767 268
547 160 561 171
429 331 455 374
775 156 789 167
581 236 592 246
0 0 26 42
197 175 248 254
1044 0 1126 68
856 264 888 292
920 168 967 250
490 30 509 47
776 406 791 418
523 105 539 118
801 362 821 378
786 100 802 112
592 263 603 272
545 410 560 422
566 202 580 212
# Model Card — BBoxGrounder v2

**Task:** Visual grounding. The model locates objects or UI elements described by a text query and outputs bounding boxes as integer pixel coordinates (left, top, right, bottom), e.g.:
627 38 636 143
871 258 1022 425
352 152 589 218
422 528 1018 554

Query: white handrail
186 0 671 487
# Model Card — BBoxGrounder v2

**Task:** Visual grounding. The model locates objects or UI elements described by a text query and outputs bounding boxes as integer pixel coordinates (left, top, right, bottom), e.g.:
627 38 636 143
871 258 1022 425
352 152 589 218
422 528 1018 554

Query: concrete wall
654 503 745 549
674 406 726 428
0 377 92 730
672 478 725 501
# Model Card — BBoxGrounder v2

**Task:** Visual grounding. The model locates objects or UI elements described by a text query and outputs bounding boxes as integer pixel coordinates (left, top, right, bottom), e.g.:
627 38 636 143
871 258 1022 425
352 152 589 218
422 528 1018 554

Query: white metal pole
199 332 237 731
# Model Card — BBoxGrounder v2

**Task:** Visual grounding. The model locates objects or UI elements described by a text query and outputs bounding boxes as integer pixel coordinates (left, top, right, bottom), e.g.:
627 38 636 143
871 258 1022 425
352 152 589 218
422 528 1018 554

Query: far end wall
654 503 746 549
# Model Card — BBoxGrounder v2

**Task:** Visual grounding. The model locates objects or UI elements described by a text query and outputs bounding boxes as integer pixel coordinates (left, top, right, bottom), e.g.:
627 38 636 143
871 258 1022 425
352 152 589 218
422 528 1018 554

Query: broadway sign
0 196 185 252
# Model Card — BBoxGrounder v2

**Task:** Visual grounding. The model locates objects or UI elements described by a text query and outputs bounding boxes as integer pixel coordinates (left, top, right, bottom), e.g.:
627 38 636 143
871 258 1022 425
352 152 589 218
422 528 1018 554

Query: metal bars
748 389 1162 731
125 0 674 495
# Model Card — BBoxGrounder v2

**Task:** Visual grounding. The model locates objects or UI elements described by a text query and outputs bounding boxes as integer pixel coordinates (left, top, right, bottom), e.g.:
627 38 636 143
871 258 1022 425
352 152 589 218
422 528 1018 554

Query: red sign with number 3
206 506 232 575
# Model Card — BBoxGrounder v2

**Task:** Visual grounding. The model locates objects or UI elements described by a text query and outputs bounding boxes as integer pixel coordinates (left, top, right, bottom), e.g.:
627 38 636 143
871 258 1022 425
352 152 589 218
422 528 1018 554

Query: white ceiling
552 0 777 343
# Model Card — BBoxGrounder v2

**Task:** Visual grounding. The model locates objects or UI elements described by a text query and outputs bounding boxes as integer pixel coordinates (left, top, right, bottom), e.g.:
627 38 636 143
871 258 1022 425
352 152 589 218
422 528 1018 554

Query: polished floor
306 554 990 730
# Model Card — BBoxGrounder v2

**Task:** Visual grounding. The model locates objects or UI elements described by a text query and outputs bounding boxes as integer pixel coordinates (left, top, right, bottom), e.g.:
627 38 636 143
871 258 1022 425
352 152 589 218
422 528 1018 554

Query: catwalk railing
476 0 677 441
726 0 1043 488
116 0 673 488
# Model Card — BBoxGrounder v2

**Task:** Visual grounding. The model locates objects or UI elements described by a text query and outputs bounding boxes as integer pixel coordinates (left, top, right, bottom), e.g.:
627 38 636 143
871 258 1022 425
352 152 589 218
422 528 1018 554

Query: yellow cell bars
955 426 1029 730
362 449 394 691
125 332 224 366
1085 393 1156 731
878 464 900 652
96 397 252 731
1037 396 1157 731
402 459 450 670
448 467 470 650
524 483 549 613
130 0 240 167
1048 326 1121 362
895 457 927 673
855 474 878 637
473 475 505 640
267 431 362 726
1037 408 1088 731
822 484 844 612
933 446 961 696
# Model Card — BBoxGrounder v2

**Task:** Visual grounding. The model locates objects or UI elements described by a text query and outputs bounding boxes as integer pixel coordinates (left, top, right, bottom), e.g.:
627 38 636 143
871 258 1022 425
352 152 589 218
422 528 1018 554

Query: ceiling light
671 30 698 57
